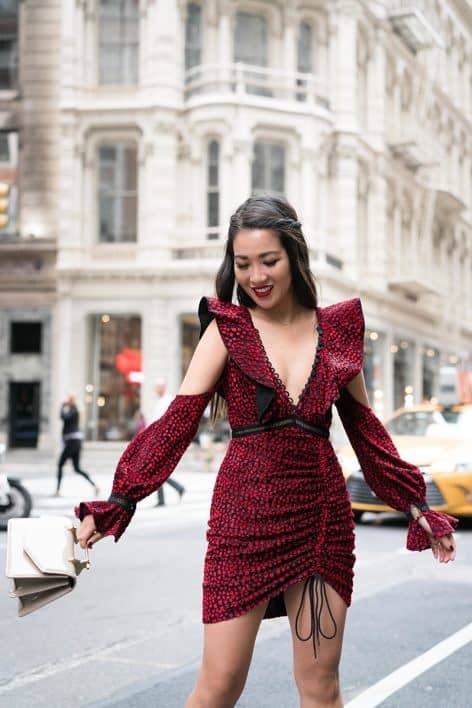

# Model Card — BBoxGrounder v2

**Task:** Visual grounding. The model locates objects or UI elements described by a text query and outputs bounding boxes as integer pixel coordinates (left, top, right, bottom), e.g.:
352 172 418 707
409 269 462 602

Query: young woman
76 195 457 708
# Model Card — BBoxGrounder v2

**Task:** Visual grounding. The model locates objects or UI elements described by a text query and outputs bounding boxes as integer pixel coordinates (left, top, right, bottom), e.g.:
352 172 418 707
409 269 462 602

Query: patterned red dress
76 296 458 659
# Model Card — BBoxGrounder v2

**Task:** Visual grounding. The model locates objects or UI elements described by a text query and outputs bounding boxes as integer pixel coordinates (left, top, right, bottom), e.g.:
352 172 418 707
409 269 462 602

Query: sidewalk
2 441 226 480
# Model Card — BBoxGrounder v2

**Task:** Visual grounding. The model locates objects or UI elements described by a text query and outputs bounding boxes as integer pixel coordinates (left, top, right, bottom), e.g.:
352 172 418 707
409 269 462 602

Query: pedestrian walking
151 378 186 505
76 194 457 707
55 395 99 497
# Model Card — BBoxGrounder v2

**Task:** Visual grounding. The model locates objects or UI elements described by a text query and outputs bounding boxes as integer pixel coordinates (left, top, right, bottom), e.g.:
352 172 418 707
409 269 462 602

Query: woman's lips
251 285 273 298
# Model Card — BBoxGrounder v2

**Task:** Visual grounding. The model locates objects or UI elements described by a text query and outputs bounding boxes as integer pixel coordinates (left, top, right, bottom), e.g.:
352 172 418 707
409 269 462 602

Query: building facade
0 0 471 450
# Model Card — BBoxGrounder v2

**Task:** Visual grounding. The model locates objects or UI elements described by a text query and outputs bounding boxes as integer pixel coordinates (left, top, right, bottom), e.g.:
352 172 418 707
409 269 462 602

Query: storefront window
392 337 414 409
86 314 141 441
181 315 200 380
421 346 440 402
363 329 385 416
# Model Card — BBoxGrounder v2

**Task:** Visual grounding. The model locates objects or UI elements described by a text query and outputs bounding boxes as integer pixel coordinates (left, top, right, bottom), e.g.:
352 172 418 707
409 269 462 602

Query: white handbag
5 516 91 616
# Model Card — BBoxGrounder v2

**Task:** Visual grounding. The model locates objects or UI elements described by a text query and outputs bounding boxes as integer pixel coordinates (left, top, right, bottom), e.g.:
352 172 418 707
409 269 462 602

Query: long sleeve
335 387 458 551
75 391 213 541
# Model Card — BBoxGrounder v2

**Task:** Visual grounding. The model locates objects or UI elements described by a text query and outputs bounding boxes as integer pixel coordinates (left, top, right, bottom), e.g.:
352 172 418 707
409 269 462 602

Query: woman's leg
56 443 72 494
185 599 269 708
285 577 348 708
70 441 98 491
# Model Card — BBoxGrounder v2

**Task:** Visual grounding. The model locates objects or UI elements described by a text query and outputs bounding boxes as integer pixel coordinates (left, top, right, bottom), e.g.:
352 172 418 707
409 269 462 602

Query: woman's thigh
284 577 348 679
198 599 269 685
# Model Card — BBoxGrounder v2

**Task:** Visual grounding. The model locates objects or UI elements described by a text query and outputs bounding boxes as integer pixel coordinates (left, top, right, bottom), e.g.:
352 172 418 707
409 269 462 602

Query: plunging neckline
243 305 323 413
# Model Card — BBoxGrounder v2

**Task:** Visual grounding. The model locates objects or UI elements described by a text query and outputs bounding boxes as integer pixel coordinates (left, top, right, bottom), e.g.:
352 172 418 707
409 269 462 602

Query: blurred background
0 0 471 451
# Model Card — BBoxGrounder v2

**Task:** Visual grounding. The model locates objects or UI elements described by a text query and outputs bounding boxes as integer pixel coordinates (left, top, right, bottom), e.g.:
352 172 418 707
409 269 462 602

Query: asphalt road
0 449 470 707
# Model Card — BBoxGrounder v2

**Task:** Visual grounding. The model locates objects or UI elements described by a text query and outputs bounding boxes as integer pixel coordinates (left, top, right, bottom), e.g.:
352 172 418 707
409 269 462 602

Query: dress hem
202 562 352 625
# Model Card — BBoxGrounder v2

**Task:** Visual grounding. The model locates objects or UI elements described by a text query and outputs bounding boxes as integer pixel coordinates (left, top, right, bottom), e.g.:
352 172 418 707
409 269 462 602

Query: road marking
0 632 170 693
345 621 472 708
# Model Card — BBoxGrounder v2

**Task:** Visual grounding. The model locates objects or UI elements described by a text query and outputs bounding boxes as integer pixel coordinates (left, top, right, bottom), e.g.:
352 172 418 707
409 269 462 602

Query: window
234 12 269 96
252 141 285 196
422 347 440 402
392 337 415 409
386 411 437 437
185 3 202 71
98 143 138 243
363 329 385 417
0 0 18 90
207 140 219 239
86 314 141 441
357 34 368 130
0 130 18 234
296 21 313 101
10 322 42 354
98 0 139 85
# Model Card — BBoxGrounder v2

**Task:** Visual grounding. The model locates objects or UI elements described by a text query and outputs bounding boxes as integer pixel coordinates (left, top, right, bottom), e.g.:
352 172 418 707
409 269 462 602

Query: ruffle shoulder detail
322 297 365 394
198 296 273 389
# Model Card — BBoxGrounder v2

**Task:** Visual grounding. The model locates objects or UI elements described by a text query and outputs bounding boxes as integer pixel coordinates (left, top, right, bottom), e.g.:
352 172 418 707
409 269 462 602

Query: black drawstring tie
294 573 338 660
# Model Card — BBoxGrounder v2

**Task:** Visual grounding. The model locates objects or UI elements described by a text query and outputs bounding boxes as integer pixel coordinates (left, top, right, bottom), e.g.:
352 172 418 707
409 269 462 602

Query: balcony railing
184 63 330 109
388 1 445 52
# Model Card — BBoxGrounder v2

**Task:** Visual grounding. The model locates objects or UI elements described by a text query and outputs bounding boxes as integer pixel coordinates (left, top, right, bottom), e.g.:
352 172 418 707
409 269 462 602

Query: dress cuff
74 499 134 542
406 509 459 551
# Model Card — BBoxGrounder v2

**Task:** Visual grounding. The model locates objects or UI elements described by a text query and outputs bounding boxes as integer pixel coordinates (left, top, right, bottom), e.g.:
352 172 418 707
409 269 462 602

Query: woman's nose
249 267 268 284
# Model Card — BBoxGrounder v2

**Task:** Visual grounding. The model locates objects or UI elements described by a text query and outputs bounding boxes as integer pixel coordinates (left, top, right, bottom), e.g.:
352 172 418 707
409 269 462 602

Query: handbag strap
70 527 91 576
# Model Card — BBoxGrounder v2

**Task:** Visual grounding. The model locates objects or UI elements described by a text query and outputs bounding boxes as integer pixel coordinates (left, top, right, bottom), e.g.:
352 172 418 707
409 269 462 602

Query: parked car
339 403 472 521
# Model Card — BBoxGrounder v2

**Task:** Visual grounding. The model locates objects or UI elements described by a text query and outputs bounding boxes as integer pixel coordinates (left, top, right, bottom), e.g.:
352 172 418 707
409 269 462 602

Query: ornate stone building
0 0 471 449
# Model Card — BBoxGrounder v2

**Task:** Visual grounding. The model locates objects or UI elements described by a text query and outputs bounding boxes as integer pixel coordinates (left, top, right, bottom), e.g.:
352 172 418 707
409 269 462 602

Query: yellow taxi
339 403 472 521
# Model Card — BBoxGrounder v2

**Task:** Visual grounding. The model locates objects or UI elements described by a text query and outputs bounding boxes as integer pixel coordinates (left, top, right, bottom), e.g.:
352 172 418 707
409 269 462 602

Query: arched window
98 142 138 243
252 141 285 196
234 12 269 96
98 0 139 85
207 140 220 240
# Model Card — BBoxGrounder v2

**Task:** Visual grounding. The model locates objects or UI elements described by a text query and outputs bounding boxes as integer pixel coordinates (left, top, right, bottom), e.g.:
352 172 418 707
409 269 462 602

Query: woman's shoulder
198 295 248 341
319 297 364 324
198 295 247 322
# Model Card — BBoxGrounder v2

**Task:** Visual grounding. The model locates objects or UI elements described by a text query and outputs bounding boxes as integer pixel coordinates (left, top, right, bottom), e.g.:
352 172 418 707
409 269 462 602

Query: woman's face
233 228 293 308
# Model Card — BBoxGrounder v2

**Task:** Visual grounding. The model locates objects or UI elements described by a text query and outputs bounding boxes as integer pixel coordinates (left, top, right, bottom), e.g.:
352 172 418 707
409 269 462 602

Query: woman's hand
416 513 456 562
76 514 104 549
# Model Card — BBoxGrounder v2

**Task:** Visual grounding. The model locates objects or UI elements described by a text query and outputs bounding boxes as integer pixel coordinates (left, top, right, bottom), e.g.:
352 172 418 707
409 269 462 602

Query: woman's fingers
76 515 102 549
430 534 456 563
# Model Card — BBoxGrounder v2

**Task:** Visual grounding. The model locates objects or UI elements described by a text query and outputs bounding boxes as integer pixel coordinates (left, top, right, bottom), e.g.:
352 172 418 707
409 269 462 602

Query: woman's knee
191 666 247 707
295 665 340 705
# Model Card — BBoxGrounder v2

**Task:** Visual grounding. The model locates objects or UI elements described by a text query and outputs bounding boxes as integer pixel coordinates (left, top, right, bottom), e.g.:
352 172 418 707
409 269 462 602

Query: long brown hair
216 194 319 308
210 194 319 423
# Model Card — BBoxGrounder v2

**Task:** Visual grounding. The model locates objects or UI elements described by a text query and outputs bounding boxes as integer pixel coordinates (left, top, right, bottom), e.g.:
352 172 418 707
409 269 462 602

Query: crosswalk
19 470 217 533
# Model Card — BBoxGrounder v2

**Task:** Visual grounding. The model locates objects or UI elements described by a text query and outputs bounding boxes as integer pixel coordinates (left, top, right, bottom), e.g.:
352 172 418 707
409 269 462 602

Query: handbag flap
6 517 77 579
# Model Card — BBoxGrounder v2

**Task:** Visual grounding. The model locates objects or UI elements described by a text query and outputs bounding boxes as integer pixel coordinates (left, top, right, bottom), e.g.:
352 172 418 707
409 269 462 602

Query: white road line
0 632 171 693
345 621 472 708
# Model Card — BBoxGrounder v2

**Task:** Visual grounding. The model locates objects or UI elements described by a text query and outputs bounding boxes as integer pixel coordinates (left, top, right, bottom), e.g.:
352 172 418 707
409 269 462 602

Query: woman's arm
179 319 228 394
338 371 457 561
76 320 228 547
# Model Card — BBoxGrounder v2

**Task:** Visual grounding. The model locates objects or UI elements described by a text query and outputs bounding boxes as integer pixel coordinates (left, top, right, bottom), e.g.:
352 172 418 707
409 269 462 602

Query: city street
0 446 471 708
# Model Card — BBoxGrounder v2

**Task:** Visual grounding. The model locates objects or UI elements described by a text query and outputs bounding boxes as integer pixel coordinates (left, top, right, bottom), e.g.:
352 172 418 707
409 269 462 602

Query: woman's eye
264 261 278 267
235 263 249 270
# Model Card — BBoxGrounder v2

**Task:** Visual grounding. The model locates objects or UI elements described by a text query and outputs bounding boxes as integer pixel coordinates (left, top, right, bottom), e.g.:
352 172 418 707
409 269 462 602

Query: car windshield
386 408 472 437
441 408 472 432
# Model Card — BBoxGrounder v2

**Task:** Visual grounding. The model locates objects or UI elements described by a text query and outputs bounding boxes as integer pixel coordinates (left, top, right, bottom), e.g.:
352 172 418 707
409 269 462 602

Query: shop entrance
8 382 40 448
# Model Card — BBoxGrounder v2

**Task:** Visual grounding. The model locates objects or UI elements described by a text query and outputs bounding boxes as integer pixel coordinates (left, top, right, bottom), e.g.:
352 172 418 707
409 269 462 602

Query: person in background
150 379 185 505
133 410 147 438
55 395 99 497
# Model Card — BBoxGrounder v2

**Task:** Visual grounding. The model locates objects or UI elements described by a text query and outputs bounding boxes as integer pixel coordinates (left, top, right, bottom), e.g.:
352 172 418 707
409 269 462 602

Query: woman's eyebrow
234 250 281 259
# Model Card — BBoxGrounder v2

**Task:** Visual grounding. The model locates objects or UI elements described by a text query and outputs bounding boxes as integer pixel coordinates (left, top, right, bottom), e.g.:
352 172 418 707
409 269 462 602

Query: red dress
76 296 458 659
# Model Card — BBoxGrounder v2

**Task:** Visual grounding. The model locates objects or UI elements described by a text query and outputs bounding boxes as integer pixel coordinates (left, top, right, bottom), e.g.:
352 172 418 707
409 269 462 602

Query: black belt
231 416 329 439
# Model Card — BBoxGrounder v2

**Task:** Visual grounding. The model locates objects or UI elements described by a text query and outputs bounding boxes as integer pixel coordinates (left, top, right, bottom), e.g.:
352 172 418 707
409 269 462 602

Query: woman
76 195 457 708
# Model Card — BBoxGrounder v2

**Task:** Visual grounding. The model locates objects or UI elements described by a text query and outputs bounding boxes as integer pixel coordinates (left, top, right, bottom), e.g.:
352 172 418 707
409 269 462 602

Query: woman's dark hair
209 194 319 423
216 193 318 308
